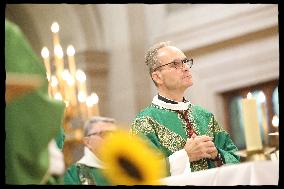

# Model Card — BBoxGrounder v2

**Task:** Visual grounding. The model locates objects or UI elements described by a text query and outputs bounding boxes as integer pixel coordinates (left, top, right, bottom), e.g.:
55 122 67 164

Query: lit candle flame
76 69 86 82
54 92 62 100
54 44 63 58
86 93 99 107
51 22 59 33
247 92 252 99
61 69 71 81
272 115 279 127
78 91 86 102
258 91 266 103
41 47 49 58
66 76 75 86
67 45 75 56
50 76 59 87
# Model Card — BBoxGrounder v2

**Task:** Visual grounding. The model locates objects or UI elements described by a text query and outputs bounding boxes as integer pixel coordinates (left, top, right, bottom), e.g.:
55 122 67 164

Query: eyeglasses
153 58 193 71
87 130 114 138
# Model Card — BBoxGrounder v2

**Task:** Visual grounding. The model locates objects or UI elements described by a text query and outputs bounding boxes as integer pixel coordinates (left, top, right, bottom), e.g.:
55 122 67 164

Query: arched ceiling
5 4 105 56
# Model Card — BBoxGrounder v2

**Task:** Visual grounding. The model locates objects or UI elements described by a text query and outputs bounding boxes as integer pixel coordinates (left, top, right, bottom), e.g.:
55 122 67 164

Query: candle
54 45 64 76
41 47 52 96
272 115 279 129
66 73 77 107
78 91 87 119
67 45 77 78
86 97 93 118
86 93 100 117
41 47 51 78
91 93 100 116
54 92 63 101
75 69 87 95
241 92 263 151
258 92 268 145
51 22 60 47
50 75 59 96
54 44 65 98
62 69 72 103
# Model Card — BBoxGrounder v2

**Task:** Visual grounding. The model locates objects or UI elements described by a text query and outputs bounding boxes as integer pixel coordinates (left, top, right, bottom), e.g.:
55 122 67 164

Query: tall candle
86 93 100 117
241 92 263 151
61 69 72 102
41 47 52 96
258 92 268 145
51 22 60 47
41 47 51 78
91 93 99 116
76 69 87 95
67 45 77 78
50 75 59 97
78 91 87 119
66 74 77 107
54 44 65 98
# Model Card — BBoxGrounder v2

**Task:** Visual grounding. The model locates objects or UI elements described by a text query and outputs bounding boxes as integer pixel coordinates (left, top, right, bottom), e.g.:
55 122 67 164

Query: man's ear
151 71 163 85
83 137 90 148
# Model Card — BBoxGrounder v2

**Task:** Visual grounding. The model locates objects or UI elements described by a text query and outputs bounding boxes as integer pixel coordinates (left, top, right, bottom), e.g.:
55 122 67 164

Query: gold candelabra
41 21 99 141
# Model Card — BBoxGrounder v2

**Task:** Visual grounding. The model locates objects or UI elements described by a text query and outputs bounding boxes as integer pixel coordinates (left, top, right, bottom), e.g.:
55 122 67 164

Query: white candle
50 75 59 96
86 93 100 117
91 93 100 116
272 115 279 128
67 45 77 78
75 69 87 95
241 92 263 151
78 91 87 119
41 47 52 96
258 92 268 145
51 22 60 47
54 44 65 98
41 47 51 77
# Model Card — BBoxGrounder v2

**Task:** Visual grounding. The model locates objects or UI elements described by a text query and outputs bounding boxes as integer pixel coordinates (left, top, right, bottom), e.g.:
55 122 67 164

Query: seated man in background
64 116 117 185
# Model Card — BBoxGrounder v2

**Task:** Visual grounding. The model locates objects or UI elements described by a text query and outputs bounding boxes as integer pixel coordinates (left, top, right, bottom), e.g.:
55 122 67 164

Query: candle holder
41 22 100 168
236 147 277 162
268 131 279 150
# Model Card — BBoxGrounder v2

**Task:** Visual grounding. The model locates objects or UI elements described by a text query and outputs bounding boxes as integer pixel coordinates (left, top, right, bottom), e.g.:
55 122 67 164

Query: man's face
84 122 117 156
152 46 193 92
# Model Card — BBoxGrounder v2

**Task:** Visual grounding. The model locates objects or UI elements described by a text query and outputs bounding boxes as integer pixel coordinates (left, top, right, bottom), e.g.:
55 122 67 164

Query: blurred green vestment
5 19 65 184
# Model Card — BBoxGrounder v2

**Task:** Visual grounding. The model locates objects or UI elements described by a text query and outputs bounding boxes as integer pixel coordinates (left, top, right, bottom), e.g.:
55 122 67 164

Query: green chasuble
64 164 110 185
5 19 65 184
130 96 240 173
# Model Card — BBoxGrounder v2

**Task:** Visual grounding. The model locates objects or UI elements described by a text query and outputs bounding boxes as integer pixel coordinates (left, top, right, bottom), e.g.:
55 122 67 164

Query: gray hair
145 41 171 86
83 116 115 136
145 41 171 74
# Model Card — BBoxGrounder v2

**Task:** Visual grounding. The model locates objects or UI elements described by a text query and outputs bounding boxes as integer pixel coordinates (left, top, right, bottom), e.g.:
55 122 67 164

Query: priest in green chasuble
130 41 240 176
5 19 65 184
64 116 117 185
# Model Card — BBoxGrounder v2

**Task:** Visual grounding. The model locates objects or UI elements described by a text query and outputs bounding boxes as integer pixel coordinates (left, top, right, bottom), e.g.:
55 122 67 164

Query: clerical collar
77 147 104 169
158 94 187 104
152 94 191 111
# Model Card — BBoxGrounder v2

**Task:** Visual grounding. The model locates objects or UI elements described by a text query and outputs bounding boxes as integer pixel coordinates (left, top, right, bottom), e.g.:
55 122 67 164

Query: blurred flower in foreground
99 130 166 185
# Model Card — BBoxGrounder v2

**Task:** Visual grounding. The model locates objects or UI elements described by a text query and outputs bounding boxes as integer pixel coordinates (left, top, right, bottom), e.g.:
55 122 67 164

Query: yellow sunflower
99 129 167 185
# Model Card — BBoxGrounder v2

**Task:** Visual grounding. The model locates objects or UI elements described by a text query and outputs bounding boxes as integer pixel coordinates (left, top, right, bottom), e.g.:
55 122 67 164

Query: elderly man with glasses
130 41 240 177
64 116 117 185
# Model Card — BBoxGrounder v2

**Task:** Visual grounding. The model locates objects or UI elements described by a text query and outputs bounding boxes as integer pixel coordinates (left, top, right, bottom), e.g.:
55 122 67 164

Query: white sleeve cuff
48 139 65 175
168 149 191 176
